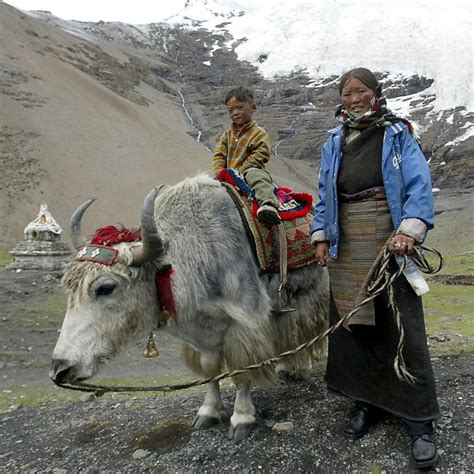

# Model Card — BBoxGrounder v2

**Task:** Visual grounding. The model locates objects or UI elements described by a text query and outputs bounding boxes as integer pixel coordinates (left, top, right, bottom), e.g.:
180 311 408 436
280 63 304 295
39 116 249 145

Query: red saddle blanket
217 169 314 220
221 181 318 273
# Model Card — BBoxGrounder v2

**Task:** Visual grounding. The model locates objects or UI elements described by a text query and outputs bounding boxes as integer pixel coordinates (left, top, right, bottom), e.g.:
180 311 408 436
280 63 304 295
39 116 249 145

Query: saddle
217 169 318 274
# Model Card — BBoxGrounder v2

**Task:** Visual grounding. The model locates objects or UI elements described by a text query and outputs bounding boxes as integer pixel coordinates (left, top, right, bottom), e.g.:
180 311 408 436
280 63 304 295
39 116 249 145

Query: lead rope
56 244 443 396
275 222 295 313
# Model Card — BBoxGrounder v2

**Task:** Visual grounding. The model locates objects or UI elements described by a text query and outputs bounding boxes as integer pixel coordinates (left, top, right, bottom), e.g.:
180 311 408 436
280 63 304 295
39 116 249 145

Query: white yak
50 175 329 441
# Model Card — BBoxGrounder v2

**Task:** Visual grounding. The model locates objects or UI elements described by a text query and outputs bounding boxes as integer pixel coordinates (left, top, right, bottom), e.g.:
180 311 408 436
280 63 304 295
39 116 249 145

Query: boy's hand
214 167 225 176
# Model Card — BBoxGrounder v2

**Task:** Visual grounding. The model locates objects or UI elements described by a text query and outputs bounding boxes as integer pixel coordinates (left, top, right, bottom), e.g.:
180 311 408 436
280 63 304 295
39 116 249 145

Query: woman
311 67 439 469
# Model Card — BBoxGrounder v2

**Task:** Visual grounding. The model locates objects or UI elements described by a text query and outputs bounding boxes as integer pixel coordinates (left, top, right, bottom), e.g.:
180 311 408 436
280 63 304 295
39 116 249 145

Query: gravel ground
0 270 473 472
1 355 472 472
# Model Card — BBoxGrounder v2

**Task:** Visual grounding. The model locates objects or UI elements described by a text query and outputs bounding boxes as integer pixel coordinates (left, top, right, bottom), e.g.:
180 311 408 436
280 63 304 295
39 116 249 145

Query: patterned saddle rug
217 169 313 220
218 169 318 273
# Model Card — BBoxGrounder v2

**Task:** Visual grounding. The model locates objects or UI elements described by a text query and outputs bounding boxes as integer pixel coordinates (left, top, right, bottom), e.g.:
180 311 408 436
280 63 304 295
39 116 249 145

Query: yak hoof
277 368 312 382
292 368 312 381
277 369 291 381
192 415 220 430
228 424 253 442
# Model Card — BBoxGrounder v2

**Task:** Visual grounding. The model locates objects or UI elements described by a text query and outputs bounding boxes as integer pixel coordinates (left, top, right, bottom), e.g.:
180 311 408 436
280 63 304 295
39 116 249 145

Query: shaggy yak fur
51 174 329 441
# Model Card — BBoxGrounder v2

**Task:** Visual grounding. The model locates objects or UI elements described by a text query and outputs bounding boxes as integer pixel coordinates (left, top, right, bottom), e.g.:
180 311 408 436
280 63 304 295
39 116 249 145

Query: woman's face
341 77 376 116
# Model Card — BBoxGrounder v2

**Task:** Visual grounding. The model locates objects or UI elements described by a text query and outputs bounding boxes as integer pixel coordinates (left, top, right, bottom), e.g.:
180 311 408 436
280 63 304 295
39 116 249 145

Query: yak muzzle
50 359 84 384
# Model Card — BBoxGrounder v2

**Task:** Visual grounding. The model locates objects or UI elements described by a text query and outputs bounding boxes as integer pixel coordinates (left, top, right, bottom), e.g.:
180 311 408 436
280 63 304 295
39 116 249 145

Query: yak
50 174 329 441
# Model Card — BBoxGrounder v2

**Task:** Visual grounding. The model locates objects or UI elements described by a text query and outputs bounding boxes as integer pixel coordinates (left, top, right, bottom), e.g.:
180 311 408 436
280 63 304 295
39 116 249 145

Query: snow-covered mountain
1 0 472 250
28 0 473 161
167 0 473 112
29 0 474 147
171 0 474 151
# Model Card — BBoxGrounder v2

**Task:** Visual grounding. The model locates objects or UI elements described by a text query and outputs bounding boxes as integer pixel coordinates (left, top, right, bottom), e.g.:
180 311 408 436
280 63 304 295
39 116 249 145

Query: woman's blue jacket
310 121 434 259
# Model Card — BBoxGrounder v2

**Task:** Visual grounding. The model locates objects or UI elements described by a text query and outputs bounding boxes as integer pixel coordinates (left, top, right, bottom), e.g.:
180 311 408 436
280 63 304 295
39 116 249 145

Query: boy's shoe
257 204 281 226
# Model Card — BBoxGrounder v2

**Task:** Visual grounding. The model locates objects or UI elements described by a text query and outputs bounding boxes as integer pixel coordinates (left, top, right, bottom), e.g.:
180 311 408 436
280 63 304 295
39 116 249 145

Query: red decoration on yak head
86 226 177 321
90 226 141 247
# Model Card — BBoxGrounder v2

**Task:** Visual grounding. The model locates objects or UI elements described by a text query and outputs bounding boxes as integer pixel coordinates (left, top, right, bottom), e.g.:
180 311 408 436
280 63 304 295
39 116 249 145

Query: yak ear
69 197 97 250
130 186 165 266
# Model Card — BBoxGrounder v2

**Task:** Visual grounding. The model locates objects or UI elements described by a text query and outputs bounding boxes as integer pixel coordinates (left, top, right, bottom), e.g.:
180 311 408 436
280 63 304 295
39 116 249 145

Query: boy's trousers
243 168 279 209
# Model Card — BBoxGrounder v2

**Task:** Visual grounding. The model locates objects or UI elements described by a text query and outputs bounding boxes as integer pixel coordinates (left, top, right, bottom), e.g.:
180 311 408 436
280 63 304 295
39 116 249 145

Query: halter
75 242 177 322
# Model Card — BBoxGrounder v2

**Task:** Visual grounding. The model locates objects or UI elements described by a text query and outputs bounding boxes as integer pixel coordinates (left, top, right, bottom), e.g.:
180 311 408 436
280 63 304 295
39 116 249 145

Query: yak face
51 187 164 384
50 259 158 384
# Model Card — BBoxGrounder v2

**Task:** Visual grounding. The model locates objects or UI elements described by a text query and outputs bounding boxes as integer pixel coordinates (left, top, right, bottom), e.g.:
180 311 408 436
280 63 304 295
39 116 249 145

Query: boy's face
226 96 256 128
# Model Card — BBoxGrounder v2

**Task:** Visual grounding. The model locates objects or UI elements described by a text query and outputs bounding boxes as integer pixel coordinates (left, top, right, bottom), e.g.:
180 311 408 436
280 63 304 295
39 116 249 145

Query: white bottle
395 255 430 296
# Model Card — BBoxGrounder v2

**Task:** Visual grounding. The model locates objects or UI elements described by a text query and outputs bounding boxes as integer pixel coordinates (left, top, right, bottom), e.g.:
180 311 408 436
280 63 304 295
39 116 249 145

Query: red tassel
91 226 141 246
155 266 177 320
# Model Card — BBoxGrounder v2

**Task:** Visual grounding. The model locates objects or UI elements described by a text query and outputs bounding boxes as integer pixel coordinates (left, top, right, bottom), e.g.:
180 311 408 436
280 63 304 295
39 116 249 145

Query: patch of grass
0 351 30 359
1 383 84 413
423 282 473 319
428 338 473 357
369 466 382 474
32 292 66 320
0 373 233 413
421 246 473 356
0 250 13 270
435 252 474 277
3 291 66 326
424 282 473 356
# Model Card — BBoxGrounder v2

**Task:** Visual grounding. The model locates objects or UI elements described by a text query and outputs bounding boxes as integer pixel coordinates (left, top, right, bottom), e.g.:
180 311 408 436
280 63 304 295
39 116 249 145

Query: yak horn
69 197 97 250
130 186 164 266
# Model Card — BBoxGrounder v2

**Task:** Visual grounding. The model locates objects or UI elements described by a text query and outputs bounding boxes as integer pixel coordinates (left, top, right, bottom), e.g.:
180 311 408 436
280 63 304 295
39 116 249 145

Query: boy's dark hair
224 86 255 105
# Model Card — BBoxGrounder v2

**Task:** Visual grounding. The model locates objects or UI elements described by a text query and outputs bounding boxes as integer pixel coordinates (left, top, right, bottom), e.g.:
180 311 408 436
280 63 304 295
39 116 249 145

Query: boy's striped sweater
212 120 271 174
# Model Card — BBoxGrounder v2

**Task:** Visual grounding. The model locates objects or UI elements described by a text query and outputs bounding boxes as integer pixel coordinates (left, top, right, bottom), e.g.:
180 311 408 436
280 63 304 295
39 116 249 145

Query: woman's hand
389 234 415 256
315 241 329 266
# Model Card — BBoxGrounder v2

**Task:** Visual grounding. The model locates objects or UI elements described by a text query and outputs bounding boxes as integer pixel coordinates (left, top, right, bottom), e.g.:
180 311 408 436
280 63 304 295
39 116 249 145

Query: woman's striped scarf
335 95 421 144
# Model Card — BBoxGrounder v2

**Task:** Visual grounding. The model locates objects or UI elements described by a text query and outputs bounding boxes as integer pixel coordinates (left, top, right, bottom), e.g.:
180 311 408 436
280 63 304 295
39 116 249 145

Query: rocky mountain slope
1 2 472 251
39 10 472 192
0 3 209 249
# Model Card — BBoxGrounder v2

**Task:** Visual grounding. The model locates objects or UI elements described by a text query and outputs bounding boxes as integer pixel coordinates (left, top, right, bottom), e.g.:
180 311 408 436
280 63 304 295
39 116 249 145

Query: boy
212 86 281 225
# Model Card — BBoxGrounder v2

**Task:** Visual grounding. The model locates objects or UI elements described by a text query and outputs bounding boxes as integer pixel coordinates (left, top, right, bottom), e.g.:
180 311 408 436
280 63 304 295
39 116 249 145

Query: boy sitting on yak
212 86 281 226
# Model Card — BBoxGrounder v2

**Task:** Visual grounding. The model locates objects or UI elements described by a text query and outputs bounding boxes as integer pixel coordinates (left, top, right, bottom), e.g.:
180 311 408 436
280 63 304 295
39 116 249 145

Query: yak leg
228 378 255 441
277 353 313 381
192 351 224 429
193 381 222 429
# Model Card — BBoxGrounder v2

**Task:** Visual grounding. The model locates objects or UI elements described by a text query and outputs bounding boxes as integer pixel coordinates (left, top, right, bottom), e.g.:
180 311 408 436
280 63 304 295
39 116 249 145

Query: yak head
50 187 166 384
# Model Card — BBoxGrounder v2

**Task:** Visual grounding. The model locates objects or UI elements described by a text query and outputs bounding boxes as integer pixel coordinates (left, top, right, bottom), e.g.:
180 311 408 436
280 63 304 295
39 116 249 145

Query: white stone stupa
7 203 72 271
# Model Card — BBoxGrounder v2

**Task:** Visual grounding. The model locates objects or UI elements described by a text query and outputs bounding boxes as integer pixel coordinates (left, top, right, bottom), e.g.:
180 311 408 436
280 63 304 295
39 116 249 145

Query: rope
56 244 443 396
276 222 290 312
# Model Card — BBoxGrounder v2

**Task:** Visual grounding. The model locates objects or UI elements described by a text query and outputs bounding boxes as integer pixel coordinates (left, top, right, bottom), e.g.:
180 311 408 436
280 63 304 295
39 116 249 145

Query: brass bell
143 332 159 358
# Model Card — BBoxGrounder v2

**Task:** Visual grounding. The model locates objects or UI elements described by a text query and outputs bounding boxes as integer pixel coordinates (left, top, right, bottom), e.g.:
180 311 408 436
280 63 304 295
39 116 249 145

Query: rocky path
0 270 473 472
0 354 472 472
